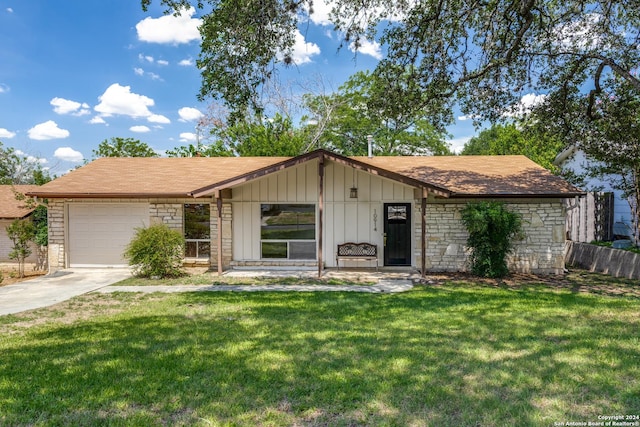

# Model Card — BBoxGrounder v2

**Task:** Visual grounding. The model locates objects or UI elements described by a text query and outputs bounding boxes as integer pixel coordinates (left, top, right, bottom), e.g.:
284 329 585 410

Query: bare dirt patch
0 263 46 286
0 293 160 335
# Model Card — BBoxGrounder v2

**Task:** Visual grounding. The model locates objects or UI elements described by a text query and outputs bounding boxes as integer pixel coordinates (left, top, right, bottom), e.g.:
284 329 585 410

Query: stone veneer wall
47 199 65 271
47 198 233 272
416 199 566 275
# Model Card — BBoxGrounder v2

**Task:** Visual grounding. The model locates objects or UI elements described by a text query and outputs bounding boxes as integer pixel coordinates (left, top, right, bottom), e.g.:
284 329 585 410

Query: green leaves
144 0 640 130
460 201 524 278
6 219 36 278
124 223 186 278
461 123 564 172
92 137 158 158
303 71 451 155
0 141 50 185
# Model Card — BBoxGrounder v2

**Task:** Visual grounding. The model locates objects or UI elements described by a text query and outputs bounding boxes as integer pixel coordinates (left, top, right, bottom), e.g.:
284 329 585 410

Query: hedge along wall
565 241 640 280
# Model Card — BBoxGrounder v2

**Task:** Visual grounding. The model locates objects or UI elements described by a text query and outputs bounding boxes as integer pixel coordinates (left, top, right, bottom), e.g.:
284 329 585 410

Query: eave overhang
24 192 200 199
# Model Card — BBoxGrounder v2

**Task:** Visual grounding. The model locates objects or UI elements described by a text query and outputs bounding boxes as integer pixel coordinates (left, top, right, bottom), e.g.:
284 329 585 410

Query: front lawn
0 274 638 426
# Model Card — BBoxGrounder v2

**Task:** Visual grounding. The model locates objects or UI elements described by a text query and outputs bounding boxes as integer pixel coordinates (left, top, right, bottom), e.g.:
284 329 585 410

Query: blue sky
0 0 480 176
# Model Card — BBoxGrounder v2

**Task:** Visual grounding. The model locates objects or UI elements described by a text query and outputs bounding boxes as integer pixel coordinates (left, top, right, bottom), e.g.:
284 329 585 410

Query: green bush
124 223 186 278
460 201 525 278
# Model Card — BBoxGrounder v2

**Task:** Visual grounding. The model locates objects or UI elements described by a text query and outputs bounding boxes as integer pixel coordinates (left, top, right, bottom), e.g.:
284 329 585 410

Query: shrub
124 223 186 278
460 201 525 278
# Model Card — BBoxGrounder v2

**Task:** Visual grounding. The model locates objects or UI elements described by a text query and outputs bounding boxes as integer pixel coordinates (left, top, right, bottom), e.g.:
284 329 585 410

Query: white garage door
68 203 149 267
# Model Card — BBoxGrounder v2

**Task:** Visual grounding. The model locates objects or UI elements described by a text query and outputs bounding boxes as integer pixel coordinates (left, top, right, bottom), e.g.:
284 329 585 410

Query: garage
68 203 149 267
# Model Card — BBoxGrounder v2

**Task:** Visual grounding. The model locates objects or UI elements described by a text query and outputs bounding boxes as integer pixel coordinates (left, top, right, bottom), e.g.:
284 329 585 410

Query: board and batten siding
231 159 416 267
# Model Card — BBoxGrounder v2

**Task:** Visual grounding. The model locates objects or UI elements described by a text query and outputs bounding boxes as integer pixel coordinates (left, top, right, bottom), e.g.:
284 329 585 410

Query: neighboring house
0 185 39 263
28 149 582 275
554 146 634 242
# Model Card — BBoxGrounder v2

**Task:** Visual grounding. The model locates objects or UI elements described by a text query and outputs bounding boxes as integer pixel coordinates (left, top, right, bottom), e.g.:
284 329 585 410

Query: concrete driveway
0 268 132 316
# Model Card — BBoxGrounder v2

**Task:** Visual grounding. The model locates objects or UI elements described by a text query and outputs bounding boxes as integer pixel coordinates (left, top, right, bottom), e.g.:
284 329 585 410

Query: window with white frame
184 204 210 259
260 204 316 259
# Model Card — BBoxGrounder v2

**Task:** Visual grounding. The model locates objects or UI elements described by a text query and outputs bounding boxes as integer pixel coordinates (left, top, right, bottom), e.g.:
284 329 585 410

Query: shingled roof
27 150 582 199
0 185 40 219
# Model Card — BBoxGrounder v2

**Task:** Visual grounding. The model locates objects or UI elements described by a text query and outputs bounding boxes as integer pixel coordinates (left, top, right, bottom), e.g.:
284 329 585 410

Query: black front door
384 203 411 266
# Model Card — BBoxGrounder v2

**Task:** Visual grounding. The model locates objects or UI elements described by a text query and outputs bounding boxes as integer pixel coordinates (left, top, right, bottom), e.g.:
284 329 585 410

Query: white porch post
318 155 324 278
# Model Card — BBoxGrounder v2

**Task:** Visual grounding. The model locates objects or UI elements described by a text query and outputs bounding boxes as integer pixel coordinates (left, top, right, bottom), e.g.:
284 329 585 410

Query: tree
303 71 451 155
168 113 307 157
461 123 563 171
92 137 158 158
460 201 524 278
6 219 35 278
0 141 51 185
227 114 307 156
141 1 640 127
531 77 640 244
12 188 49 270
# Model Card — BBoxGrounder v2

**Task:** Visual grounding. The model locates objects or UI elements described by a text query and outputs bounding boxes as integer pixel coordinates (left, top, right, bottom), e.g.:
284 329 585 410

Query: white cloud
178 107 203 122
134 67 163 81
349 38 382 60
556 13 603 51
306 0 406 27
504 93 548 118
0 128 16 138
288 30 321 65
157 60 169 66
179 132 197 142
446 136 472 154
136 7 201 44
130 125 151 133
25 155 48 164
0 84 9 93
94 83 155 118
178 58 194 66
148 114 170 124
457 114 481 121
89 116 107 125
54 147 84 163
50 97 90 116
28 120 70 140
306 0 333 26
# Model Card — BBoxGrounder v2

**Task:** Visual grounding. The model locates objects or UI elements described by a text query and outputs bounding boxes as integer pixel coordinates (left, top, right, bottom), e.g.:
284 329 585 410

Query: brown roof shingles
28 157 289 198
0 185 40 218
27 151 582 199
354 155 581 197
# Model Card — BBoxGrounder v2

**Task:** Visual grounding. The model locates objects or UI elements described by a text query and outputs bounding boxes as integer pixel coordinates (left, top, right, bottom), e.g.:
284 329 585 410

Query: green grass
0 275 639 426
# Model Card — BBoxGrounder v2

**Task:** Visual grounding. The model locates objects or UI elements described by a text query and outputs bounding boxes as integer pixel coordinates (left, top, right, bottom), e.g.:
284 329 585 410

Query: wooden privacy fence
564 192 614 243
